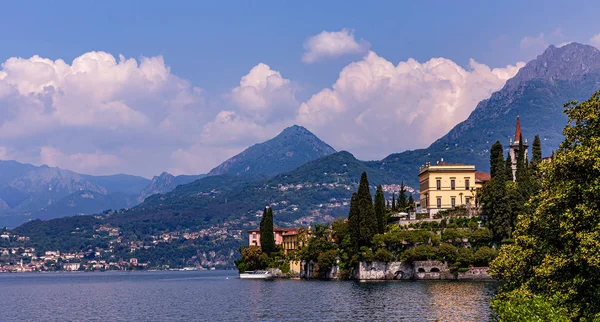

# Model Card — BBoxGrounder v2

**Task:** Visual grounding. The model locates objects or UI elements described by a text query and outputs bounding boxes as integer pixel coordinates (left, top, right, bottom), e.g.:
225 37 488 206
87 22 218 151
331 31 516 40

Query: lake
0 270 497 321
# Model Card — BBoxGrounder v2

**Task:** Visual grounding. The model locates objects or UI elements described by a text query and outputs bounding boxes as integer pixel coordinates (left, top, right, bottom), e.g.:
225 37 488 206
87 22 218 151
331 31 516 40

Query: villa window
451 179 455 190
466 197 471 205
451 197 456 208
436 197 441 208
465 179 470 190
436 180 441 190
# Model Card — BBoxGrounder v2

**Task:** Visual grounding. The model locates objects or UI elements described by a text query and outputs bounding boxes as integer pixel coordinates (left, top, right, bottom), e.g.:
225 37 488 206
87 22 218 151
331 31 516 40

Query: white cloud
0 49 525 178
297 51 525 159
557 41 573 48
302 28 369 64
0 51 208 176
230 63 296 117
590 33 600 49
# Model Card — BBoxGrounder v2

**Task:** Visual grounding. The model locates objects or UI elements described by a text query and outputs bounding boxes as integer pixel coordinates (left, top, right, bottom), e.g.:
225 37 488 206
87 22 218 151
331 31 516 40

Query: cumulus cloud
230 63 296 117
0 49 525 178
296 51 525 159
302 28 369 63
0 51 208 176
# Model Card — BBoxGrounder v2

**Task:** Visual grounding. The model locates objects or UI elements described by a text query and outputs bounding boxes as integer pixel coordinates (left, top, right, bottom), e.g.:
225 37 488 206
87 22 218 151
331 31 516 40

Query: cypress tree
397 182 407 211
259 207 276 254
348 192 360 251
408 194 414 211
532 135 542 164
490 141 504 178
374 185 385 234
357 172 376 247
391 193 396 212
505 153 513 182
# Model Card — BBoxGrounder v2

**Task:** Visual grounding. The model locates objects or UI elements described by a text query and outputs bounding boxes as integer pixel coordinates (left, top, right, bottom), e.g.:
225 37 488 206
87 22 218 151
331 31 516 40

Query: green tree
374 185 385 234
259 207 275 254
407 194 414 211
481 144 512 242
391 193 396 212
490 141 504 178
505 153 513 181
357 172 377 248
531 134 542 164
490 91 600 320
347 192 360 251
397 182 407 211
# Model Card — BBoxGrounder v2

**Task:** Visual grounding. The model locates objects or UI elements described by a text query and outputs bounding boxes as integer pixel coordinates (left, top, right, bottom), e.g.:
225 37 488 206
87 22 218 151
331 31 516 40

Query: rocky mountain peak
508 42 600 87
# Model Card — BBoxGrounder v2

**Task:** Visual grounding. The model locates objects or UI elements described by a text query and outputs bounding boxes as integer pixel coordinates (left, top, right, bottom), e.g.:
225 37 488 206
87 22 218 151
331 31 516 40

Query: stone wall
299 260 339 279
352 260 491 280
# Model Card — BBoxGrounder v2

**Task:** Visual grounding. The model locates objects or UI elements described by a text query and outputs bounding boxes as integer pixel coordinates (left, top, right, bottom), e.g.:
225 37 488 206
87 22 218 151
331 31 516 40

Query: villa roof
248 227 298 234
475 171 491 183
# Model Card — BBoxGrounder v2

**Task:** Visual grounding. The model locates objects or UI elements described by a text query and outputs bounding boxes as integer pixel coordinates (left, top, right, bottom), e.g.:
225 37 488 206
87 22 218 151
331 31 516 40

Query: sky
1 0 600 178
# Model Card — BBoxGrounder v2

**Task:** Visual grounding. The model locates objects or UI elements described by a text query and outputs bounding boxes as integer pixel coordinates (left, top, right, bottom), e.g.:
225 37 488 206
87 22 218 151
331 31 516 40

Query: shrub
473 246 498 266
437 243 458 263
374 248 394 262
490 290 570 322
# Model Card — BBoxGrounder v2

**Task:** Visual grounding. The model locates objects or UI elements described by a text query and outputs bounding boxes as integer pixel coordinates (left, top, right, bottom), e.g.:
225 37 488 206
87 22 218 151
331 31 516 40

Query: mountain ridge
207 125 336 177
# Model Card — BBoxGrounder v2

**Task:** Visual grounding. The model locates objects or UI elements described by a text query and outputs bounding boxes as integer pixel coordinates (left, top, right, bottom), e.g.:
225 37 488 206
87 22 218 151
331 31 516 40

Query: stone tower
508 116 528 181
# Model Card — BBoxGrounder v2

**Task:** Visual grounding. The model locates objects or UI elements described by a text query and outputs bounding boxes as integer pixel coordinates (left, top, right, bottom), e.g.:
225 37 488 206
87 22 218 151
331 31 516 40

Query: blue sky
0 1 599 177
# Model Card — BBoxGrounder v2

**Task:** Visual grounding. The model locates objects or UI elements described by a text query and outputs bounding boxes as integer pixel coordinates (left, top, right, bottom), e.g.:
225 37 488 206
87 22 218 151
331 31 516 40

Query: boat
239 270 273 279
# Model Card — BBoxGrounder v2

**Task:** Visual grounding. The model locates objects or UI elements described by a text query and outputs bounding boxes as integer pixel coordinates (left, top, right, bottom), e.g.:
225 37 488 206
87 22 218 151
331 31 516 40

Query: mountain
82 174 150 195
0 161 151 227
207 125 336 177
137 172 206 203
376 43 600 187
10 43 600 268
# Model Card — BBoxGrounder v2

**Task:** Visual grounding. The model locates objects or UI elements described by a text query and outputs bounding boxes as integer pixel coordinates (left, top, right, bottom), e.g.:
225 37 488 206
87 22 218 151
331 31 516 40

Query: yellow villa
419 160 489 217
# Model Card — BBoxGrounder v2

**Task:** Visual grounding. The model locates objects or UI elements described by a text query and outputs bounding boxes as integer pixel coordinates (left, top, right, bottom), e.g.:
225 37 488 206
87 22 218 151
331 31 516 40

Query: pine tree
348 192 360 251
259 207 276 254
391 193 396 212
374 185 385 234
397 182 407 211
357 172 376 247
490 141 505 178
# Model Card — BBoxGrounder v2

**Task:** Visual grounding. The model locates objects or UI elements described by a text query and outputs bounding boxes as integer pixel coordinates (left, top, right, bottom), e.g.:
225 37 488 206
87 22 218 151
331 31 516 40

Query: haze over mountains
3 43 600 231
0 126 337 227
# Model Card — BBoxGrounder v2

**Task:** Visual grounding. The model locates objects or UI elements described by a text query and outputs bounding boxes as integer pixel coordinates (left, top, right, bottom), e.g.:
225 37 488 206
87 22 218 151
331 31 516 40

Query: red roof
248 227 298 234
475 171 491 183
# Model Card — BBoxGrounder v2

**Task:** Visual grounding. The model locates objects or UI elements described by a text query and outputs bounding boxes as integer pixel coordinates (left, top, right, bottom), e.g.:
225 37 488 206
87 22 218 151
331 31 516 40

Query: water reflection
0 271 497 321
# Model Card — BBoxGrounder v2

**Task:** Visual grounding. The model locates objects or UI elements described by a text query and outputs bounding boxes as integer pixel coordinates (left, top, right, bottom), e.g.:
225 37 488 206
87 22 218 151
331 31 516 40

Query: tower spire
514 116 521 143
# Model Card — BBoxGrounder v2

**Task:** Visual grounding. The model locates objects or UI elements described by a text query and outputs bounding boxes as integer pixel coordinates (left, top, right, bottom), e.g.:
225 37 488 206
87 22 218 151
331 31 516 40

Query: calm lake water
0 270 497 321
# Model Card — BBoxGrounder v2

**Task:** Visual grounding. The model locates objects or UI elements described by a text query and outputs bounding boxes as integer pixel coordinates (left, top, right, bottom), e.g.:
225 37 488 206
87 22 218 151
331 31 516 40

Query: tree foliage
374 185 385 234
490 91 600 320
490 141 504 178
357 172 377 248
259 207 276 254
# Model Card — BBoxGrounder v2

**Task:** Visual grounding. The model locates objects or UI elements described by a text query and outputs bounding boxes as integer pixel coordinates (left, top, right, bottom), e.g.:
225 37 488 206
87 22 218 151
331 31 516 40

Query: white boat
239 270 273 279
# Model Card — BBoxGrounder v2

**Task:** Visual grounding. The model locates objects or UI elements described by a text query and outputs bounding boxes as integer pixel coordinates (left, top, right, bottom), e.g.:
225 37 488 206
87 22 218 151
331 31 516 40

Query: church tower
508 116 528 181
